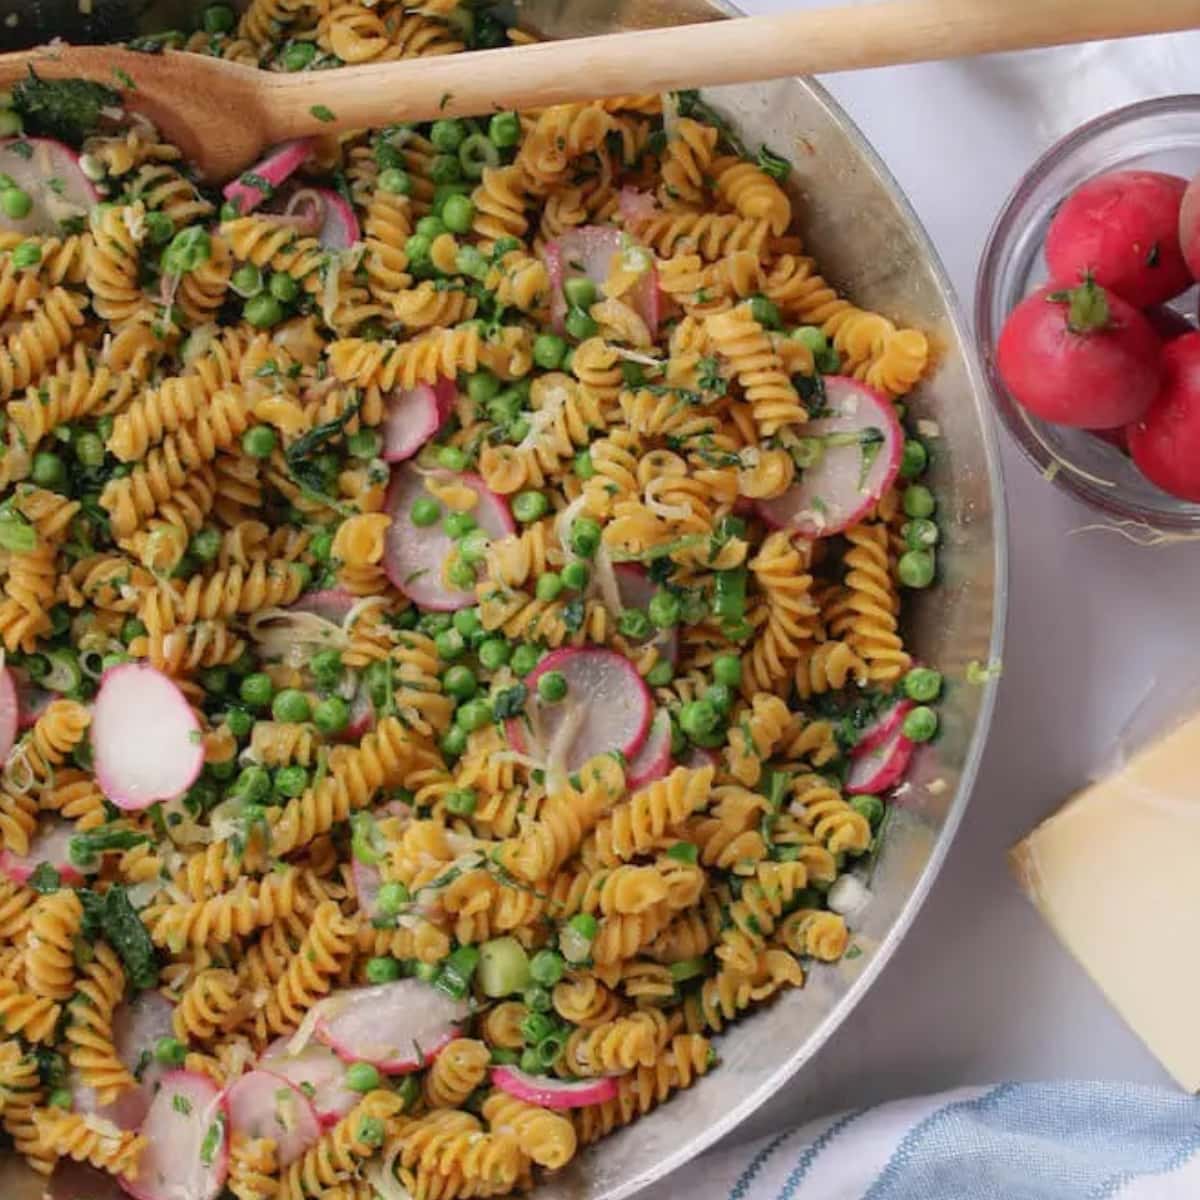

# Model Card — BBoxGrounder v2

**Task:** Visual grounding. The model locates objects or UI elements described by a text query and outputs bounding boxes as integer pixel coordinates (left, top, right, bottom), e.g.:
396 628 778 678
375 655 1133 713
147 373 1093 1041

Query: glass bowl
976 95 1200 531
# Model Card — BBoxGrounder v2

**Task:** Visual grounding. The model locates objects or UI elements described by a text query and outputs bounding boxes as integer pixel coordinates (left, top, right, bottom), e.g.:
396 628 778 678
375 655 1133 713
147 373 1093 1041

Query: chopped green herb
310 104 336 123
172 1093 192 1115
113 68 137 91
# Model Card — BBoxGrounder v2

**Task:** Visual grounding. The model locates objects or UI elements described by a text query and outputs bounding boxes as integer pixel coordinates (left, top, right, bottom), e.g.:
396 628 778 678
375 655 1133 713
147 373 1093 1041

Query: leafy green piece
68 827 150 870
285 394 362 496
672 90 747 157
27 863 61 894
310 104 336 123
100 885 159 990
755 144 791 183
491 683 527 720
12 69 121 146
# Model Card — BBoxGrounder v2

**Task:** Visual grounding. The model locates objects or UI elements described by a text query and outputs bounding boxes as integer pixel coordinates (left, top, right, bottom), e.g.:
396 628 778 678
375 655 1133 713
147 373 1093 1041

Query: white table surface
724 0 1200 1144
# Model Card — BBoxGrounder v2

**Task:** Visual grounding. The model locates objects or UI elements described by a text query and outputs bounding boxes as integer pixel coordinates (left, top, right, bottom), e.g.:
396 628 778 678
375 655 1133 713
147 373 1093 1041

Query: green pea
518 1048 541 1073
904 667 943 703
445 788 477 816
561 561 589 591
536 671 567 704
376 882 409 916
46 1087 72 1110
431 118 466 152
416 216 447 242
310 650 343 688
0 112 22 138
900 438 928 479
903 484 936 519
378 166 412 195
410 496 442 527
457 133 499 180
565 306 599 341
31 451 65 488
440 725 468 758
455 698 492 732
154 1035 187 1065
897 549 935 589
74 431 104 467
344 1061 381 1093
712 654 742 687
201 3 236 33
441 193 475 234
563 276 597 309
573 450 595 480
241 424 277 459
281 40 316 70
447 559 476 590
272 688 310 723
208 759 237 783
429 154 462 185
455 244 487 279
309 529 334 562
405 233 433 264
535 573 564 603
566 516 601 559
749 295 781 329
648 590 681 630
435 628 466 661
450 610 479 641
224 708 253 738
0 188 31 220
464 373 498 409
200 667 229 696
313 696 349 735
488 111 520 148
443 664 477 700
437 445 468 472
646 660 674 688
267 271 299 304
705 683 734 715
511 644 540 677
231 263 263 296
239 672 274 709
532 333 567 370
11 240 41 268
902 705 938 742
851 794 885 828
186 527 219 564
528 949 565 987
679 699 720 739
459 529 490 566
234 765 271 803
274 765 309 798
512 491 548 524
485 391 522 426
523 984 552 1013
617 608 652 641
244 293 284 328
365 956 402 984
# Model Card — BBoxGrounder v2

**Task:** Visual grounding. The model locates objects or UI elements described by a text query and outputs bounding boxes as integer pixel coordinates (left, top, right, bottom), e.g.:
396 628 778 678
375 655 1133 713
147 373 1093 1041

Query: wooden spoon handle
261 0 1199 138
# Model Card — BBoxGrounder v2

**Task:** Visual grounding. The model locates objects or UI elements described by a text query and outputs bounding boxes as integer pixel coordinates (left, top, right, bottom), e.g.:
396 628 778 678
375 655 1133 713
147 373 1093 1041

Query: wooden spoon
1 0 1194 180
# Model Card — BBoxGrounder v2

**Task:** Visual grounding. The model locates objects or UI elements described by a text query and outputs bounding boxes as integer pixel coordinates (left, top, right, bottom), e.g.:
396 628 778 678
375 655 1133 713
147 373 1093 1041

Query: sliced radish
544 226 659 336
92 664 204 810
0 138 96 237
0 818 85 886
615 564 678 666
10 665 51 732
115 991 175 1077
851 699 913 759
345 685 375 741
383 465 514 611
224 1069 320 1167
259 1040 359 1128
350 860 383 921
626 709 673 789
0 666 16 765
49 1161 129 1200
381 384 445 463
222 139 313 217
845 727 915 795
315 980 468 1073
288 588 356 624
69 1071 151 1132
314 187 360 249
120 1070 228 1200
618 186 658 224
506 648 652 774
757 377 903 539
492 1065 618 1110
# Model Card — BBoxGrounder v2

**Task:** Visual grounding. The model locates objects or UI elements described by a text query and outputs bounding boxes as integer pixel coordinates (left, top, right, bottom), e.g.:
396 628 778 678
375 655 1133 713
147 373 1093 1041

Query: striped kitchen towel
642 1083 1200 1198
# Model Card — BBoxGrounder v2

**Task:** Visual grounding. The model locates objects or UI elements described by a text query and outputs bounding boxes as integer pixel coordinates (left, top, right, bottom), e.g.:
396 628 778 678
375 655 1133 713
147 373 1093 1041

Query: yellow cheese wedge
1011 711 1200 1092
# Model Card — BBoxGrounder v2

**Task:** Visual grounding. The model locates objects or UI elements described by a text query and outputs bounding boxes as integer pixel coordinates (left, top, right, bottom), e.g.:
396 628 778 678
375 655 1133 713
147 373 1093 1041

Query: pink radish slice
0 666 16 764
288 588 356 624
614 564 678 666
383 465 514 611
259 1040 359 1127
315 980 468 1073
350 860 382 920
0 138 97 237
381 383 445 462
625 709 673 789
851 699 914 759
507 648 652 774
120 1070 228 1200
618 186 658 224
9 665 51 732
757 377 903 539
69 1072 151 1132
314 187 360 249
344 686 375 741
108 989 175 1120
544 226 659 336
224 1069 320 1166
49 1161 129 1200
0 818 85 886
845 727 915 795
492 1066 618 1110
222 139 313 216
92 664 204 810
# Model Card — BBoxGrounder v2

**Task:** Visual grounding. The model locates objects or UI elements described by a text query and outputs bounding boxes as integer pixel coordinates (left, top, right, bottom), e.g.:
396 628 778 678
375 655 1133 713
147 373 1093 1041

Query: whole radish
1046 169 1191 307
996 278 1162 428
1128 332 1200 501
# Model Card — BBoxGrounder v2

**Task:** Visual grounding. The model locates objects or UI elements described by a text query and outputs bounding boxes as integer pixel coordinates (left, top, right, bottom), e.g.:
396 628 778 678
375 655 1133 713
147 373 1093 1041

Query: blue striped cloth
642 1084 1200 1199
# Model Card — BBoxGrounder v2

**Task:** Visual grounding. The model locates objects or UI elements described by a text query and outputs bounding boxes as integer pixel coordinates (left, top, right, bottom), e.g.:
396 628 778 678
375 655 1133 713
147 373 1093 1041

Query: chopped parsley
199 1113 226 1166
113 68 137 91
492 683 527 720
172 1093 193 1116
310 104 336 123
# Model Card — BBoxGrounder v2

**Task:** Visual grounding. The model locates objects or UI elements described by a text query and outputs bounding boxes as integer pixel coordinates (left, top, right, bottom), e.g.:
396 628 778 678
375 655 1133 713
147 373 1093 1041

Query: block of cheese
1011 710 1200 1092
